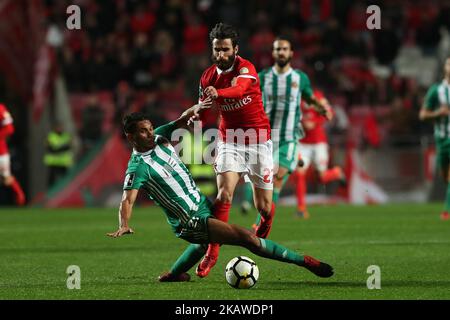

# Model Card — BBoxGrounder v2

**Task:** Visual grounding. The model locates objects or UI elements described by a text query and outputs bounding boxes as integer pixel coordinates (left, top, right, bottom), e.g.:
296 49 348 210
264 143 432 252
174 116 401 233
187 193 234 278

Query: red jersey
300 91 331 144
0 104 14 155
199 55 270 143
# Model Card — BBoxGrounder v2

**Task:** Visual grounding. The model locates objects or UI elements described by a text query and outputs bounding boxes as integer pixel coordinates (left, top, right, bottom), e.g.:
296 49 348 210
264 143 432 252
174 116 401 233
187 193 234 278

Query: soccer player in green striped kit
106 105 333 282
419 57 450 220
241 37 331 219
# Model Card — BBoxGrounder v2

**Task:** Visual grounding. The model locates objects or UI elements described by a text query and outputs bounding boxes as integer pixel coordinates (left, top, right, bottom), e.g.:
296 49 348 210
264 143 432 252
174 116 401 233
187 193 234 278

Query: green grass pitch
0 204 449 300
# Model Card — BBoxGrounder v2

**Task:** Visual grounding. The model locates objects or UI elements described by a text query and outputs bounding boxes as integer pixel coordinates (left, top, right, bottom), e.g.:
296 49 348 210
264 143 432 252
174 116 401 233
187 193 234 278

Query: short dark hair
209 22 239 47
123 112 152 134
273 36 293 50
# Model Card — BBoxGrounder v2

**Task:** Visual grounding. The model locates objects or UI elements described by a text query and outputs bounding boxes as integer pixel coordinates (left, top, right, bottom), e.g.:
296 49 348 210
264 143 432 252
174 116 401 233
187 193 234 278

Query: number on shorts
263 168 273 184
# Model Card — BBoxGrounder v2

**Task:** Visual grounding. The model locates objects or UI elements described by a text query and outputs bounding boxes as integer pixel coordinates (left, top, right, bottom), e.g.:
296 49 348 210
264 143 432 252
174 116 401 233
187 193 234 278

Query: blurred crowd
44 0 450 150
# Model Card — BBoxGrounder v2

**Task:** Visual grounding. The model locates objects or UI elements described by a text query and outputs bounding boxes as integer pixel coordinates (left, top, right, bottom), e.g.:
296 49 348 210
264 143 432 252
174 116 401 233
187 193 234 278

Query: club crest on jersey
291 81 299 88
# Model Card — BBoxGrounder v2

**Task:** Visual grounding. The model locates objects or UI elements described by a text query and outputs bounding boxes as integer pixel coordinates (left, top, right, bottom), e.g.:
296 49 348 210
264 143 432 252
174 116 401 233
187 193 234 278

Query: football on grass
225 256 259 289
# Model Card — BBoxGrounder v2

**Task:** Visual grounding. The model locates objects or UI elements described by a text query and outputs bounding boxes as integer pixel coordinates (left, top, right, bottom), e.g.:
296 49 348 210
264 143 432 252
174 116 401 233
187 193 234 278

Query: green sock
445 183 450 212
281 174 289 189
273 174 289 205
257 238 304 265
243 183 254 204
170 244 207 275
273 188 280 205
254 214 262 227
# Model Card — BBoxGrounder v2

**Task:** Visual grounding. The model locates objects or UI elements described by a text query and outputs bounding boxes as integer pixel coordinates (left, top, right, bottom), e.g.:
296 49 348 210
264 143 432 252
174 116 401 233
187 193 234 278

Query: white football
225 256 259 289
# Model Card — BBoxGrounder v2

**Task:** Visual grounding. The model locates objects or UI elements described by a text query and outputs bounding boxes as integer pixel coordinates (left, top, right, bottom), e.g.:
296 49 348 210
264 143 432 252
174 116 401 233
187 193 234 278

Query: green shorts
273 140 298 173
436 142 450 170
175 198 213 244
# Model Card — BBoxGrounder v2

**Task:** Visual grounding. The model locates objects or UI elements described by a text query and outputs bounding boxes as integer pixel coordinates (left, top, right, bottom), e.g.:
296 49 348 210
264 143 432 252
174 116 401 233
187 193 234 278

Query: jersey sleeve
198 71 208 102
0 106 13 127
300 72 314 100
424 84 439 110
258 69 269 90
154 121 178 140
237 61 258 84
123 160 148 191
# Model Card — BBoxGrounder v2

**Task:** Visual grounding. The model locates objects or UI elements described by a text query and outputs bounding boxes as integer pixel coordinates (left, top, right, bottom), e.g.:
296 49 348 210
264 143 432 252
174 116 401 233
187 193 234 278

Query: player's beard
275 56 291 68
213 53 236 71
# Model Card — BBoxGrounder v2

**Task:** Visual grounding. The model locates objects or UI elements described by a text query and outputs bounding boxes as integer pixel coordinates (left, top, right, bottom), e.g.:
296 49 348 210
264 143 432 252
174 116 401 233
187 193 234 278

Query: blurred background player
192 23 274 278
294 90 345 218
241 37 330 219
44 122 74 188
0 103 25 206
419 57 450 221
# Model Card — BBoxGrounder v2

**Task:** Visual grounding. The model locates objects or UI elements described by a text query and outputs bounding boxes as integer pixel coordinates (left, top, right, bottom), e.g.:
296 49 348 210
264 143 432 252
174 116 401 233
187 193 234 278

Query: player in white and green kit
242 37 330 215
419 57 450 220
106 106 334 282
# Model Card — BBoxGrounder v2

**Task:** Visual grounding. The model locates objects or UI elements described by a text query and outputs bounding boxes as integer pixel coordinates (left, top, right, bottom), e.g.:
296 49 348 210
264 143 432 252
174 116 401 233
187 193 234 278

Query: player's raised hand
201 96 213 108
204 86 218 99
106 226 134 238
187 97 214 126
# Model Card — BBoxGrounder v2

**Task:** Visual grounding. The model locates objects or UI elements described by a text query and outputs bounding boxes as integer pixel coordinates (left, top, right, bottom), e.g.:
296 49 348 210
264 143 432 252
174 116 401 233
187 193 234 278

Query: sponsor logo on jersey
266 94 295 104
163 163 175 175
219 96 252 111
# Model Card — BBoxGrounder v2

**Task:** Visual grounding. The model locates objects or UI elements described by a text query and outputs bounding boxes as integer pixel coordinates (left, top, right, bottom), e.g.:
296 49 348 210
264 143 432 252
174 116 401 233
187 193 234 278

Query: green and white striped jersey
424 80 450 143
259 67 314 142
123 122 205 230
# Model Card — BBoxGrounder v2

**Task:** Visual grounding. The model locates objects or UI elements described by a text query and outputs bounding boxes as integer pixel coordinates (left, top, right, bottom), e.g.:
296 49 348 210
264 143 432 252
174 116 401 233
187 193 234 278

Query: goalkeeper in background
106 102 334 282
419 57 450 220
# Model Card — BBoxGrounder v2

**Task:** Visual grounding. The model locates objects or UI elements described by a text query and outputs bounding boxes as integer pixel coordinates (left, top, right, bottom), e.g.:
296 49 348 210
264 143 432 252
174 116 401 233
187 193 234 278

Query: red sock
10 177 25 206
206 200 231 258
212 200 231 222
296 171 306 211
260 202 275 223
321 166 342 184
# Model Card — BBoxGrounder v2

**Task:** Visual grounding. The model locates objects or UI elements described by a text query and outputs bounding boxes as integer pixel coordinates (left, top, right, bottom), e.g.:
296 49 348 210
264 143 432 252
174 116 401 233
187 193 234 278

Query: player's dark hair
123 112 152 134
209 22 239 47
273 36 293 50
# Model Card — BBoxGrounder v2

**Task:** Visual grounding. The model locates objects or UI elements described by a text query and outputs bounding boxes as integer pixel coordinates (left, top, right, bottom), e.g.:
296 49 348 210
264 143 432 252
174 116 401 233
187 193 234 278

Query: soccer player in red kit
294 90 345 218
187 23 275 277
0 104 25 205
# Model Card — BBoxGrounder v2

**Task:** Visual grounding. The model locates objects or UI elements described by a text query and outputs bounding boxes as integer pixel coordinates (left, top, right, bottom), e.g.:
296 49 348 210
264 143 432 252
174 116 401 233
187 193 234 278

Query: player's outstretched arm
419 105 450 121
205 77 253 100
178 97 213 127
152 98 213 141
107 189 138 238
